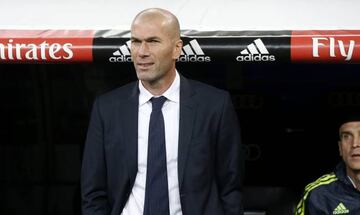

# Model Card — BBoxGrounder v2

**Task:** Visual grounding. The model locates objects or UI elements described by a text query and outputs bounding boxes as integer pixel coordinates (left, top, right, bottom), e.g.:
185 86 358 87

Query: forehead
340 121 360 132
131 16 170 38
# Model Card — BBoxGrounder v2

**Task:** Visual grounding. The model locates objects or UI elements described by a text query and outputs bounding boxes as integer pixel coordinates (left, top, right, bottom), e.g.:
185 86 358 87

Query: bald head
131 8 181 40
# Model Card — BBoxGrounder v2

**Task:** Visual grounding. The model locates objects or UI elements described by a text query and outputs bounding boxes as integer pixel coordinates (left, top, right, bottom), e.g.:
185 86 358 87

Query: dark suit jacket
81 75 244 215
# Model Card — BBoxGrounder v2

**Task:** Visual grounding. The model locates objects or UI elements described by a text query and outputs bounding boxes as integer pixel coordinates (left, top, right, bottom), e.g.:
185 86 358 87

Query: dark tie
144 96 170 215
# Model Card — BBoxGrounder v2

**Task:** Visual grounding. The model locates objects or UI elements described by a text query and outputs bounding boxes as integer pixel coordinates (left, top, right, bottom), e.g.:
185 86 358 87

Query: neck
347 169 360 191
142 69 176 96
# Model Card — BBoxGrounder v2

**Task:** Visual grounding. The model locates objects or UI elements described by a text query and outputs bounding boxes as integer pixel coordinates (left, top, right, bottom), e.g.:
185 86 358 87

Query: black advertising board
1 30 360 63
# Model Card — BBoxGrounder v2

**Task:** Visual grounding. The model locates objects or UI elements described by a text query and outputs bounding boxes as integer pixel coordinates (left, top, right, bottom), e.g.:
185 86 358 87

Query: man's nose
353 137 360 147
138 41 150 57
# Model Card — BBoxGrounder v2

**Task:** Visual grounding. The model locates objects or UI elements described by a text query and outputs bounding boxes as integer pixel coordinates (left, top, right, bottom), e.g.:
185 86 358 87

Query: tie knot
151 96 167 111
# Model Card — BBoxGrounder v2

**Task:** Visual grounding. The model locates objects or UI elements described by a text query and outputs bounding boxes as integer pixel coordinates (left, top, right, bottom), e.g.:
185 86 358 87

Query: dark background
1 62 359 214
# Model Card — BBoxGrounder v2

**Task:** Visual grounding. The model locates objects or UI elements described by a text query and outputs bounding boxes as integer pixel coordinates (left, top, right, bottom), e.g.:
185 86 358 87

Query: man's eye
131 40 140 44
341 134 353 141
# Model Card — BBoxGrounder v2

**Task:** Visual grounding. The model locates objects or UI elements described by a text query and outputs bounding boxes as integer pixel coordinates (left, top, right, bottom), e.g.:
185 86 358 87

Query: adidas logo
109 40 132 62
178 39 211 62
333 202 349 214
236 38 275 62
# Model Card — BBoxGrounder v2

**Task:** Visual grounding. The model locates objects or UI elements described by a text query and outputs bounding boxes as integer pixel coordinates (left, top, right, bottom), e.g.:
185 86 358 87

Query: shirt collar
138 71 180 106
336 161 358 189
347 176 357 189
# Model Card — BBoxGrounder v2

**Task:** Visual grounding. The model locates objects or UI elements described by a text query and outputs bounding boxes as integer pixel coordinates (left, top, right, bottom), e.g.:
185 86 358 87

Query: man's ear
173 39 183 59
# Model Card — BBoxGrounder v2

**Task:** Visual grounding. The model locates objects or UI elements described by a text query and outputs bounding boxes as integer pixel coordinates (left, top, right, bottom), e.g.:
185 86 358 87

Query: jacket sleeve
216 92 244 215
295 194 320 215
295 193 307 215
81 98 110 215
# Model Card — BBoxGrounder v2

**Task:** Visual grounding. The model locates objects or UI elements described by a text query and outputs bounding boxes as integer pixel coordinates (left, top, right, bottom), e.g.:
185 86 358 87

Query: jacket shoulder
295 173 338 215
96 81 137 104
187 78 229 98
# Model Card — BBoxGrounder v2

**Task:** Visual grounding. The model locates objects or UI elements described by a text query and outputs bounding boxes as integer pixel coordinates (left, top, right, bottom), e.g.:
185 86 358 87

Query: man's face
130 17 181 85
339 121 360 173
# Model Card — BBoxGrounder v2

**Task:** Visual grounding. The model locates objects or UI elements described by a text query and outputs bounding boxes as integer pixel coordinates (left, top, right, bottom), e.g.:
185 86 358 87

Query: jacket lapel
122 81 139 187
121 77 196 190
178 76 197 190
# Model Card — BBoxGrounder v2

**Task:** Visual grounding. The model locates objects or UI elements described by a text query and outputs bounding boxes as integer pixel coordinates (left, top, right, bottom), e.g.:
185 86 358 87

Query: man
81 8 244 215
295 115 360 215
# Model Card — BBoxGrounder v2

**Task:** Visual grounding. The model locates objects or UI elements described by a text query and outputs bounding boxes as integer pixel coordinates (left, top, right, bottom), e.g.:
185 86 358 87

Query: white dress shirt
121 72 183 215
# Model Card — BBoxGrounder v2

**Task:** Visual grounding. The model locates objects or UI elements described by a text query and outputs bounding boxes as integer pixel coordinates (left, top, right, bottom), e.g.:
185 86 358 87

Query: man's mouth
351 153 360 158
137 62 154 69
